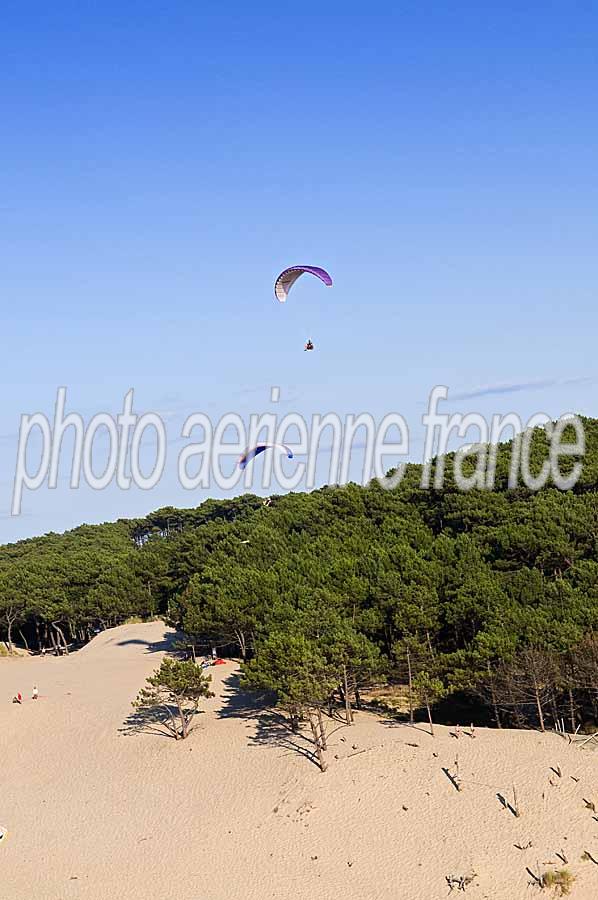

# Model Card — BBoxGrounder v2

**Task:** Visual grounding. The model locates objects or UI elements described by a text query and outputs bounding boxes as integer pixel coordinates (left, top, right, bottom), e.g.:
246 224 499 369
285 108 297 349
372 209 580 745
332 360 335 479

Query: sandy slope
1 621 598 900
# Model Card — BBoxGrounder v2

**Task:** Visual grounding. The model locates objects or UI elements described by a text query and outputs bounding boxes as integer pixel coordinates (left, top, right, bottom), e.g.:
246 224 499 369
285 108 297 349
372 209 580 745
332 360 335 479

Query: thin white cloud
450 376 594 402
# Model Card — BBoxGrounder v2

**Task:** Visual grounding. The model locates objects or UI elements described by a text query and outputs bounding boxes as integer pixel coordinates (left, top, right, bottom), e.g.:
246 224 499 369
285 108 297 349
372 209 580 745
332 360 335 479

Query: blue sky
2 2 597 542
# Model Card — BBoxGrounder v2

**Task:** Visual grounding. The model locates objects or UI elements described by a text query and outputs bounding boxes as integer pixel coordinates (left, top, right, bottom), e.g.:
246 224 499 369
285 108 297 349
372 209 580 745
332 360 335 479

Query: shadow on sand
116 632 183 654
217 673 322 769
119 702 207 740
119 704 180 739
377 717 435 737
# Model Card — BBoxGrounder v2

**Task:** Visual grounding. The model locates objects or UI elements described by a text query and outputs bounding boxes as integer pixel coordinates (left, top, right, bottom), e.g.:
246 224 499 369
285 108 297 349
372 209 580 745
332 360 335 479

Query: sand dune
2 621 598 899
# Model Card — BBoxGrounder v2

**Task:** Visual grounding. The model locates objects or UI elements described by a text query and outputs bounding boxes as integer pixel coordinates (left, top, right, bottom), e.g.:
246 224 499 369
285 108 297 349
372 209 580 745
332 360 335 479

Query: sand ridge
2 621 598 900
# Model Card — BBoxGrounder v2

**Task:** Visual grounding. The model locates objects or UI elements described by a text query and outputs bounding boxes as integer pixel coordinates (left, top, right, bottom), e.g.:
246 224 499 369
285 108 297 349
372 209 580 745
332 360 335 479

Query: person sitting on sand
12 693 22 704
32 685 39 701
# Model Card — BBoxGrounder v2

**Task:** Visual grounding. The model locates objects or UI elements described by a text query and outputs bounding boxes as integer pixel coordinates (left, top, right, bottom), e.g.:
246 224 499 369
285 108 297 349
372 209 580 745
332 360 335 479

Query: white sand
2 621 598 900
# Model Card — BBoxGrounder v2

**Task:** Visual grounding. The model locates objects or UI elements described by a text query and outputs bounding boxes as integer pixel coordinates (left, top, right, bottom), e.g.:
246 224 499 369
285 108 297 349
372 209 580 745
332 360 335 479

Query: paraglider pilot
304 338 314 351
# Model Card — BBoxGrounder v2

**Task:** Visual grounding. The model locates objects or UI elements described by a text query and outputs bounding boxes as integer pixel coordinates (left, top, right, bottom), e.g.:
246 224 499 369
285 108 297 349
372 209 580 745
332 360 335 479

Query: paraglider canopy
238 442 293 471
274 265 332 303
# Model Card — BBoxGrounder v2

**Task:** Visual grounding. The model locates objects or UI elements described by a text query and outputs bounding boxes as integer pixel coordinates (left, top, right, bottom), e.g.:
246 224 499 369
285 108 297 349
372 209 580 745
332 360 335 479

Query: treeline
1 420 597 737
0 495 265 653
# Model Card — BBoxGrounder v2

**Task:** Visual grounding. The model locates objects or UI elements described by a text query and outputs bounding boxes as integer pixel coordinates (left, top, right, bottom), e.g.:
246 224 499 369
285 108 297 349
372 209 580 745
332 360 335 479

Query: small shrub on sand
540 869 576 896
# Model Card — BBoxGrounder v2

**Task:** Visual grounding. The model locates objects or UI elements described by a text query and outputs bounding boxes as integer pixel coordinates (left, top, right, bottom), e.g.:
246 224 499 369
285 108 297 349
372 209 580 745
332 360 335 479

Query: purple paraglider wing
274 265 333 303
238 442 294 470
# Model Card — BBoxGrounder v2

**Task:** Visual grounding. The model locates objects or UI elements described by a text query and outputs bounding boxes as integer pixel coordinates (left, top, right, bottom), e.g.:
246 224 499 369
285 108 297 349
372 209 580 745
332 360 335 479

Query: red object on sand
213 658 226 665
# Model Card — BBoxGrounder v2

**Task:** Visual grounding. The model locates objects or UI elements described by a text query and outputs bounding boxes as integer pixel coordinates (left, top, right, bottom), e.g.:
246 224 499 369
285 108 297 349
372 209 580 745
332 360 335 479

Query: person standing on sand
32 685 39 701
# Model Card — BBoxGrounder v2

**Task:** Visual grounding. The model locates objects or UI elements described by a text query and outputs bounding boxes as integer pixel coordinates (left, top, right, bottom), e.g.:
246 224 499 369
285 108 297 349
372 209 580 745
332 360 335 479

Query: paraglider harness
304 339 314 351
